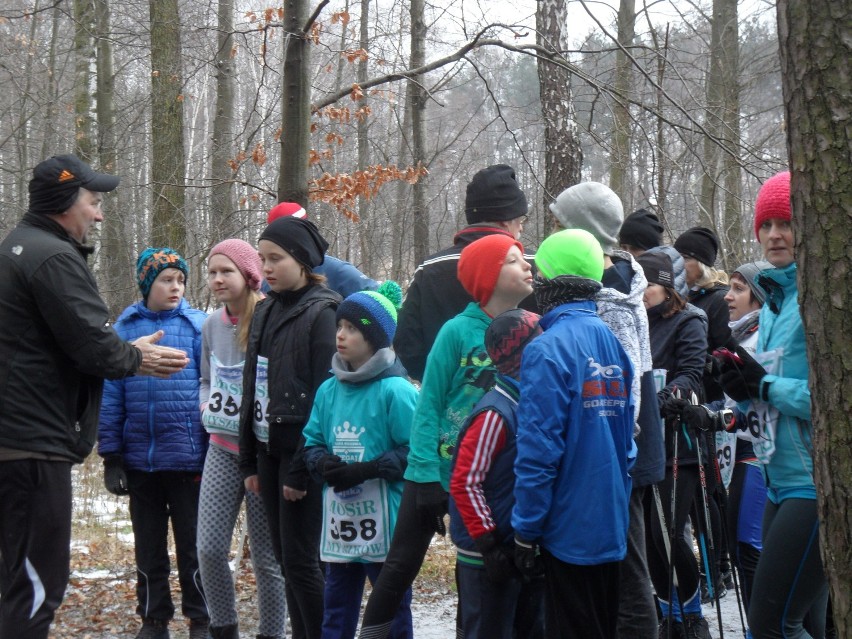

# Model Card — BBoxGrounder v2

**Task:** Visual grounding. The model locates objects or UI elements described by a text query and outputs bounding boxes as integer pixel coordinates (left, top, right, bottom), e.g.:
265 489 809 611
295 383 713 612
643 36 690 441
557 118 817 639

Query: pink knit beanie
754 171 791 239
209 239 263 291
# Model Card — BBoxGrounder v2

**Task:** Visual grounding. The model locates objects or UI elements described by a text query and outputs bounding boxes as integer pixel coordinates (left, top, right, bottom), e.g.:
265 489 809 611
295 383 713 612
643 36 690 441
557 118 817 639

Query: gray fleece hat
549 182 624 255
732 260 772 305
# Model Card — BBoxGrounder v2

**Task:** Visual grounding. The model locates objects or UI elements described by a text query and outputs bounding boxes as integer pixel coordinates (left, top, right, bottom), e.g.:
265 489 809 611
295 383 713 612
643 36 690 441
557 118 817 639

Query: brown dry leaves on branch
310 164 428 222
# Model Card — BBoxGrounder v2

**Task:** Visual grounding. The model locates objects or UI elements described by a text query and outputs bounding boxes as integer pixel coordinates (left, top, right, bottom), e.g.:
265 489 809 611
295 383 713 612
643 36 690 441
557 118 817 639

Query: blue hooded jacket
98 299 208 472
512 300 636 565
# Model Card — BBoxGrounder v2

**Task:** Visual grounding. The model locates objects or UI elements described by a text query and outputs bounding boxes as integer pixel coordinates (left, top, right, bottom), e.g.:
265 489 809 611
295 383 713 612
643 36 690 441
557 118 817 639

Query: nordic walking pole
690 392 725 638
666 389 681 639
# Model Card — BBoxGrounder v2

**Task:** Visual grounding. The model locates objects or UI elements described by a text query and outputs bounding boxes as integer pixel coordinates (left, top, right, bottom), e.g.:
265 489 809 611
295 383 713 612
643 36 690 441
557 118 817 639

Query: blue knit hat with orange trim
136 247 189 298
336 281 403 350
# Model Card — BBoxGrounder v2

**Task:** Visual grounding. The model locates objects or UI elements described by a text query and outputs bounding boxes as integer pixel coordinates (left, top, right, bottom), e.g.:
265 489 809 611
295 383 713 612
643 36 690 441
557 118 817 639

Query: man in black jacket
393 164 536 381
0 154 189 639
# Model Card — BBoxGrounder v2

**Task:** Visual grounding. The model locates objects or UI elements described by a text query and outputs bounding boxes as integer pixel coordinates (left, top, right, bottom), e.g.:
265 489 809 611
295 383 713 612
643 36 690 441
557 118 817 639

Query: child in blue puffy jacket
98 247 209 639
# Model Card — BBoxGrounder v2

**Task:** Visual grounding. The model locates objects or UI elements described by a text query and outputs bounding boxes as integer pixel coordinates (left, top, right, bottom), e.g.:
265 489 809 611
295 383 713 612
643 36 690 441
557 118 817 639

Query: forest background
1 0 849 633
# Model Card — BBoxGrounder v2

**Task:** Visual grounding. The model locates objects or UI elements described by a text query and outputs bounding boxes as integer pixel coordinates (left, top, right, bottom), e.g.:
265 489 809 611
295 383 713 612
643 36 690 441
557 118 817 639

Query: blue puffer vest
97 299 208 472
449 376 519 552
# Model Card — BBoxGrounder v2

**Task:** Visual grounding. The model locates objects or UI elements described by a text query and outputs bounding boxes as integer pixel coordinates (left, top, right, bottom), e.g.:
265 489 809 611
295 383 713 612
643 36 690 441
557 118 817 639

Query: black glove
720 345 767 402
660 394 689 420
416 481 448 536
474 532 519 584
324 460 380 492
314 452 344 475
513 535 542 579
103 456 129 496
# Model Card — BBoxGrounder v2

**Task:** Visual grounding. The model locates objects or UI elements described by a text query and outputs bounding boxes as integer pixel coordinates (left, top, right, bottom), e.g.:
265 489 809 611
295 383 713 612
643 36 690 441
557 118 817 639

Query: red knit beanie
267 201 308 223
209 239 264 291
457 234 523 305
754 171 791 239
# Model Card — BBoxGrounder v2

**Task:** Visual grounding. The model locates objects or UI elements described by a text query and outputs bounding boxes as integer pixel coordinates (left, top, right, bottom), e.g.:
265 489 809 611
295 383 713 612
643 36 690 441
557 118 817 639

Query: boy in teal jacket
303 282 418 639
360 233 534 638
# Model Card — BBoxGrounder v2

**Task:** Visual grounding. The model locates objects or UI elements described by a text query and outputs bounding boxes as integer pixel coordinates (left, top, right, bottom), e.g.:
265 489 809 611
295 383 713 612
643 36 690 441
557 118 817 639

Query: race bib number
740 349 782 464
202 354 245 435
321 479 391 562
252 356 270 443
715 431 737 489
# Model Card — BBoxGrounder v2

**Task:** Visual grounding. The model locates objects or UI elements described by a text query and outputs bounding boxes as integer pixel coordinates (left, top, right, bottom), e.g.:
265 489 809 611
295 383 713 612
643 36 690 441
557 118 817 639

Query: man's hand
133 331 190 378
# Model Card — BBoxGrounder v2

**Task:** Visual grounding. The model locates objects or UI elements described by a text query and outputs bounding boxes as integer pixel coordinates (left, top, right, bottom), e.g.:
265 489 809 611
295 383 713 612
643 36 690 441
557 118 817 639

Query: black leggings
645 465 701 606
748 498 828 639
359 481 440 639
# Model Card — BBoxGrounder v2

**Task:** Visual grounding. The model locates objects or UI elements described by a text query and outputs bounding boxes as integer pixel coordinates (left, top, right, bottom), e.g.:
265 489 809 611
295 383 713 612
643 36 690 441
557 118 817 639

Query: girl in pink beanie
197 239 286 638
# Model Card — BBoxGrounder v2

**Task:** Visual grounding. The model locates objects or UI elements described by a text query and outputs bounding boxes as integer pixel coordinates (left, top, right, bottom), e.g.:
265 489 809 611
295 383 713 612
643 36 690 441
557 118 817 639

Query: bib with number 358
321 479 392 562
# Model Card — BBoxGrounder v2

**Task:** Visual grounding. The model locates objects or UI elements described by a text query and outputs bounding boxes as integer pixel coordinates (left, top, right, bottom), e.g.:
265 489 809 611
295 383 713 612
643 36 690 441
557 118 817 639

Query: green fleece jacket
404 302 497 488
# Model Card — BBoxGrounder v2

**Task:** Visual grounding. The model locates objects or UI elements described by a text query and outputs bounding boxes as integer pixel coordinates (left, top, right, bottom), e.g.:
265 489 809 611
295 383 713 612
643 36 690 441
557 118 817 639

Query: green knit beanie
534 228 604 282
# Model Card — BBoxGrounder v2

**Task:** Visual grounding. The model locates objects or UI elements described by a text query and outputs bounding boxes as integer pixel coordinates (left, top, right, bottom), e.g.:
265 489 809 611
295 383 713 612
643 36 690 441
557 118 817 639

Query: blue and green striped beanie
336 281 403 350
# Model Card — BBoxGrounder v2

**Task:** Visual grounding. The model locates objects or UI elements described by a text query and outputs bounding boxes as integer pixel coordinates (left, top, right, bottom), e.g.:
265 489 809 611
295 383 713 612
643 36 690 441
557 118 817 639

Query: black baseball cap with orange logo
28 154 120 216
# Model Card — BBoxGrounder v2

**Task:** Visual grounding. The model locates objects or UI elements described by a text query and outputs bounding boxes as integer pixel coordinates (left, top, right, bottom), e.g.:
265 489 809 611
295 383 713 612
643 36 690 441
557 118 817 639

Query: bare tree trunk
777 1 852 634
536 0 582 228
149 0 187 252
651 25 671 221
210 0 237 244
74 0 96 162
699 0 734 232
277 0 311 206
408 0 428 265
610 0 635 207
357 0 372 275
42 3 61 160
718 0 744 270
95 0 132 317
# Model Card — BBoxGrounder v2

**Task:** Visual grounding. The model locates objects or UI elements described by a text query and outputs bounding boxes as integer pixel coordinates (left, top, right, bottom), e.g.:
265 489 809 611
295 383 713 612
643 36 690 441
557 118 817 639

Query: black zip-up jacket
393 225 537 381
0 214 141 462
647 303 707 463
238 285 340 489
689 284 731 402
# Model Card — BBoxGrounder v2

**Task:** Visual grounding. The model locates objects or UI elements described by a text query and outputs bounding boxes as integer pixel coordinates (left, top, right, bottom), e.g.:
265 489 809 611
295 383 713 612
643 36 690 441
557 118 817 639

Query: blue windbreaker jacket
512 300 636 565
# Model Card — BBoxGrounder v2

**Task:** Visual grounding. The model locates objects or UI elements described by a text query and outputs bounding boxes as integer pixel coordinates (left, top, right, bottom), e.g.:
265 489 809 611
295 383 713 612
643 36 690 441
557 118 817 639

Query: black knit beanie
259 217 329 269
618 209 664 250
637 251 674 288
464 164 528 224
673 226 719 267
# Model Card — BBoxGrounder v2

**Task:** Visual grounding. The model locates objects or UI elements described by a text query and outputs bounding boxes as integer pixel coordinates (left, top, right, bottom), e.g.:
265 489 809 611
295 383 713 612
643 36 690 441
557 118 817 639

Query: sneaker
684 614 712 639
189 618 211 639
136 618 170 639
659 617 685 639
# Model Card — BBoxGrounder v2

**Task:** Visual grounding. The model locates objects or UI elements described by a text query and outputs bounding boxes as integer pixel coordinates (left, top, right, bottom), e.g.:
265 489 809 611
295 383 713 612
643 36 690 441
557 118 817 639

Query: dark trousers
0 459 72 639
748 498 828 639
322 562 412 639
455 561 545 639
359 481 437 639
645 465 701 605
616 485 658 639
257 447 324 639
541 550 620 639
127 470 207 622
